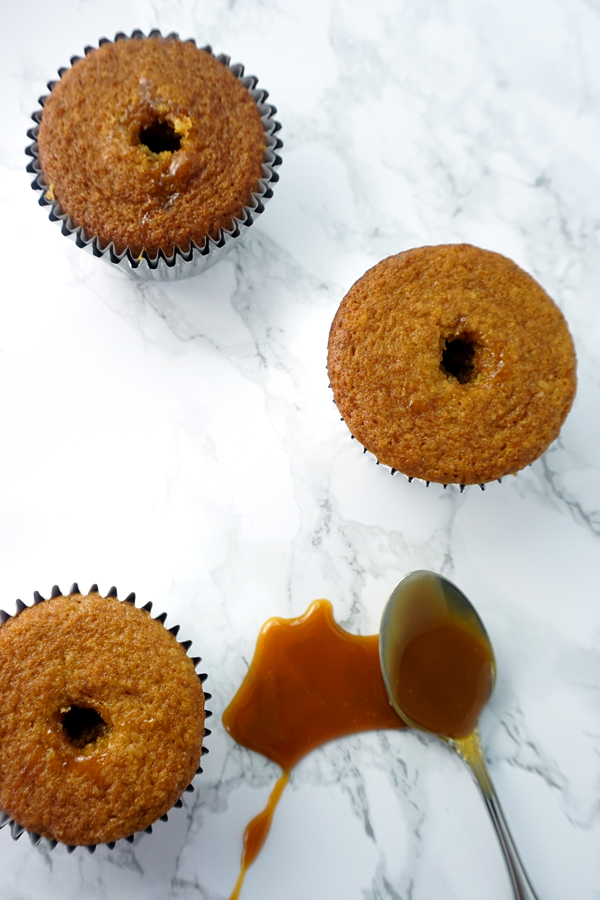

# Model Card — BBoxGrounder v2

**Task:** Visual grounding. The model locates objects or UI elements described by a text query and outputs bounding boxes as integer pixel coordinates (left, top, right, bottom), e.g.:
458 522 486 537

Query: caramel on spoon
380 570 540 900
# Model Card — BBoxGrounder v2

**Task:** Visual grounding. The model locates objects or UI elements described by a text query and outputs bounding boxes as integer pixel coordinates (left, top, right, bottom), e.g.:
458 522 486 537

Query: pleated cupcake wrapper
331 392 501 492
0 583 212 853
25 29 283 280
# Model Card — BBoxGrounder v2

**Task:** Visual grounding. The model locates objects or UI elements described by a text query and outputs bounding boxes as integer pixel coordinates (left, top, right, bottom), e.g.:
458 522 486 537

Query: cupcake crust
37 37 266 256
0 590 205 845
327 244 577 485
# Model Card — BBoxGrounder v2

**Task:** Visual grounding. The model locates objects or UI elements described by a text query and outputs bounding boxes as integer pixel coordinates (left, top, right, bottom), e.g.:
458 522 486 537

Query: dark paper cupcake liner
0 583 211 852
25 29 283 280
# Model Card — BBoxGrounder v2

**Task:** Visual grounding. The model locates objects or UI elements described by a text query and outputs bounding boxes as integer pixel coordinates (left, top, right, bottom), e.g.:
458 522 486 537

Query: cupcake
0 584 210 849
26 30 282 278
327 244 577 487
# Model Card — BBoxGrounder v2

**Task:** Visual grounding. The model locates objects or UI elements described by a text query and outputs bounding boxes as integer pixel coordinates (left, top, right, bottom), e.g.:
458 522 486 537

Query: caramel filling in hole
440 333 479 384
60 705 110 750
139 119 182 154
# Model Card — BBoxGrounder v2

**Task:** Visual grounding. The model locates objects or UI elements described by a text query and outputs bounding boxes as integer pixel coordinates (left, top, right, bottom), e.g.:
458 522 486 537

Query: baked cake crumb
0 588 205 845
327 244 577 485
37 37 266 257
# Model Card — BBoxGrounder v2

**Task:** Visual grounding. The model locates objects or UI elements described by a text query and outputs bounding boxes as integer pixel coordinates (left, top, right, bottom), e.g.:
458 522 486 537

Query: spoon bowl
380 571 540 900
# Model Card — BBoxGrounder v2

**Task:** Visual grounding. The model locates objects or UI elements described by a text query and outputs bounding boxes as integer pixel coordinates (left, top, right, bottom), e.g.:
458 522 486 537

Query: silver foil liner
25 29 283 280
0 583 211 853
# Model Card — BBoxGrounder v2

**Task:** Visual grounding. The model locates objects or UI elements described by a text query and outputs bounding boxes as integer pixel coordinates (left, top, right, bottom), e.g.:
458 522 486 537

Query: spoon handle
447 730 540 900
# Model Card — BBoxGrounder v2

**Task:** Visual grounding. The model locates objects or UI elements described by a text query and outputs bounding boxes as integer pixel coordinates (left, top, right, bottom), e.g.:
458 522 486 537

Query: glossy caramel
224 588 495 899
228 773 289 900
223 600 403 897
223 599 403 772
391 621 492 738
381 571 495 739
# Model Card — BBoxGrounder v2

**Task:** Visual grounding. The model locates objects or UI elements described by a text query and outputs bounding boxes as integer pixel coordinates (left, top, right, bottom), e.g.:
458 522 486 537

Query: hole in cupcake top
60 705 110 750
440 334 478 384
139 119 182 154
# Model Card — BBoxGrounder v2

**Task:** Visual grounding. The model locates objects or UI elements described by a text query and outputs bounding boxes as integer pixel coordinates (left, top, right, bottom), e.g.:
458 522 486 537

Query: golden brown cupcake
327 244 577 486
0 584 208 847
27 31 282 274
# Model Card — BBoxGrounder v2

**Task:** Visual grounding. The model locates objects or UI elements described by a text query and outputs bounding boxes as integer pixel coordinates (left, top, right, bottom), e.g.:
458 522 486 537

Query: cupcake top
36 36 266 257
327 244 577 485
0 587 205 845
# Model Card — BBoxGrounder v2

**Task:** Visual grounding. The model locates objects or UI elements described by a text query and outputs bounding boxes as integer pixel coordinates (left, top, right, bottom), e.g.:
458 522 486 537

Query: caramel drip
228 773 289 900
223 600 404 898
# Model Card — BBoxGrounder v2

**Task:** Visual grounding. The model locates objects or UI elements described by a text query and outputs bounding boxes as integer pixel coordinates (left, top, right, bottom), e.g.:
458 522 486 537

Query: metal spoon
380 570 539 900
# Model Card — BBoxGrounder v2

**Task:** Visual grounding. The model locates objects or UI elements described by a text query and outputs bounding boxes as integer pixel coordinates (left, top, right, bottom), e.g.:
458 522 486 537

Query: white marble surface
1 0 600 897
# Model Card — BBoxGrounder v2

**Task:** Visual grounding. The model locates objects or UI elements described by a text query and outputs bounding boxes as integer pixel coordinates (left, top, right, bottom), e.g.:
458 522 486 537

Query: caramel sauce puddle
223 599 404 899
